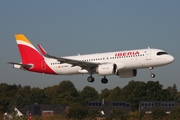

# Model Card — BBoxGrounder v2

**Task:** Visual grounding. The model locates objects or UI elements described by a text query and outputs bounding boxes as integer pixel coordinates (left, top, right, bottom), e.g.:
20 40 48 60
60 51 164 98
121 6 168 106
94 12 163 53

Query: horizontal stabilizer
7 62 33 68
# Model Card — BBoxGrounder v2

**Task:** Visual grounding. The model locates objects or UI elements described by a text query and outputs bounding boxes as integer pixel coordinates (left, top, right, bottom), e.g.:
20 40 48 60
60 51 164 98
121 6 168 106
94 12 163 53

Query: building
139 101 179 113
88 100 131 117
19 104 67 116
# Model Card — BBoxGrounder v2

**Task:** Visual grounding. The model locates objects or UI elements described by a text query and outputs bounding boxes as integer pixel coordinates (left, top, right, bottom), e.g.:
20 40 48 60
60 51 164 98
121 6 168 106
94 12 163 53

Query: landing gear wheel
149 67 155 78
87 76 95 82
101 77 108 84
150 73 155 78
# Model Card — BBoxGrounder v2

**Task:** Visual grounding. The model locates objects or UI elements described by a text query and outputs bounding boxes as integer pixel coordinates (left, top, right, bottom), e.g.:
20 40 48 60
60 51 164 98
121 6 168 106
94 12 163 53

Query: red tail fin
15 34 44 63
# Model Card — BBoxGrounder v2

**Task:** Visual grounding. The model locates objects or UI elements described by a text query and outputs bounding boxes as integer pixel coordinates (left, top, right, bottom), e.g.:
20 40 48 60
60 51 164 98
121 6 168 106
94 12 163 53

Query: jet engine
96 64 117 75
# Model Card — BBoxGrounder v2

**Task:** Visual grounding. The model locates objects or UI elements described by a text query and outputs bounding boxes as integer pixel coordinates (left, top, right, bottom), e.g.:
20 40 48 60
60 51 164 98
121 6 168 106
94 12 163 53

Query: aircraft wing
38 44 99 71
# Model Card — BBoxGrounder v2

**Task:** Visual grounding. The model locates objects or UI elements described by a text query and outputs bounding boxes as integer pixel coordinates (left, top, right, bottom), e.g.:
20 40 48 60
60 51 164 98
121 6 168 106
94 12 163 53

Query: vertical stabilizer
15 34 44 63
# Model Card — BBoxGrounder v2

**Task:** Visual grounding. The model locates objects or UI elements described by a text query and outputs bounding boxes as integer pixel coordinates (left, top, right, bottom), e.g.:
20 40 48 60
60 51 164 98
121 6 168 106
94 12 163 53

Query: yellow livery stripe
15 34 32 45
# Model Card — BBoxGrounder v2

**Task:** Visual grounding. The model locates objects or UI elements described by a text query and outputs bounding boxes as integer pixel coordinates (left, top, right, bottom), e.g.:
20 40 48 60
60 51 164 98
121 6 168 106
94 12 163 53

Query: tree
170 106 180 119
30 87 49 104
79 86 99 106
66 104 88 119
44 81 79 105
99 88 110 100
55 91 78 105
171 84 180 102
121 80 146 111
87 110 102 118
17 86 31 96
54 81 79 105
44 85 59 104
0 83 9 96
0 112 3 120
145 81 163 100
16 86 32 107
0 97 13 112
14 93 23 107
120 80 175 111
58 81 79 98
106 108 127 120
108 86 121 100
151 108 167 120
129 111 145 120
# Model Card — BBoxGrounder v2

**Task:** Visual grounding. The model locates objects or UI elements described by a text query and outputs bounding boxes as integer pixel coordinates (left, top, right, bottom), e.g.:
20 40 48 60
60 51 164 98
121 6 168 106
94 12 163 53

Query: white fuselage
43 48 174 75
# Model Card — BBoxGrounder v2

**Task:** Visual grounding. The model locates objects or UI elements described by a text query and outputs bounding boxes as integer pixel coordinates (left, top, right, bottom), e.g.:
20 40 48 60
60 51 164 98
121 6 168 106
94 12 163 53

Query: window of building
151 103 154 106
141 103 144 106
113 102 115 106
169 103 171 107
89 102 91 106
145 103 147 106
96 102 98 106
162 103 164 107
155 103 157 106
116 102 118 106
165 103 168 106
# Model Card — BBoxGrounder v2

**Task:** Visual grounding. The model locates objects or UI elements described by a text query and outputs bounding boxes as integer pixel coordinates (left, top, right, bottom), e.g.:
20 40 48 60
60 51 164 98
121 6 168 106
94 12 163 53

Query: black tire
87 76 94 82
101 78 108 84
150 74 155 78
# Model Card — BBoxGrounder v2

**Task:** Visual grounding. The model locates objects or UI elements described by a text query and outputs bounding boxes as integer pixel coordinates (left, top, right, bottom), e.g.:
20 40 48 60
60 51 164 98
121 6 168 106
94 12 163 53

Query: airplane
7 34 174 84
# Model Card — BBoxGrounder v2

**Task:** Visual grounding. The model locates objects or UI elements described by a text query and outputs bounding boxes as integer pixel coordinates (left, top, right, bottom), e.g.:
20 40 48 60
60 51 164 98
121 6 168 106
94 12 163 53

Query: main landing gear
87 75 108 84
87 76 94 82
101 76 108 84
149 67 155 78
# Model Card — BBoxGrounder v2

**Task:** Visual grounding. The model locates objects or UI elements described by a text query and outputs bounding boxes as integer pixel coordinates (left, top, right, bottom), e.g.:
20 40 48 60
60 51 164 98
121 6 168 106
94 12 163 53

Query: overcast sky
1 1 180 92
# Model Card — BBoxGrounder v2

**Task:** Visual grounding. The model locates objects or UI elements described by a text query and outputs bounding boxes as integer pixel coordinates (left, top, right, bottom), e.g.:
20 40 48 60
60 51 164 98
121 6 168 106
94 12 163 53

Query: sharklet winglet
38 44 47 55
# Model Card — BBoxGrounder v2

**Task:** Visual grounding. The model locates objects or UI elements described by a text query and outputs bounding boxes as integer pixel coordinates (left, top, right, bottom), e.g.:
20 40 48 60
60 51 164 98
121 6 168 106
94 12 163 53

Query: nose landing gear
149 67 155 78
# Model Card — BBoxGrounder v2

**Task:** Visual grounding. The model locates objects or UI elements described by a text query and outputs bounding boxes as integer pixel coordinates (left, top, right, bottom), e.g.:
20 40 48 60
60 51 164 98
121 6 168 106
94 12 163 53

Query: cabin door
146 48 151 60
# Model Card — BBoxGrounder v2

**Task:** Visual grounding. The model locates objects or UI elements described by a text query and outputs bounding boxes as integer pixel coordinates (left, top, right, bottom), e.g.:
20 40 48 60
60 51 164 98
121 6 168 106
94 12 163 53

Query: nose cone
168 55 174 63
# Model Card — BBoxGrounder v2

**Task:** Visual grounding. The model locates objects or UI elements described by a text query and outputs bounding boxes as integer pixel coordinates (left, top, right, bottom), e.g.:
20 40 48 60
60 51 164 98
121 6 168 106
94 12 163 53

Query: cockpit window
157 52 168 55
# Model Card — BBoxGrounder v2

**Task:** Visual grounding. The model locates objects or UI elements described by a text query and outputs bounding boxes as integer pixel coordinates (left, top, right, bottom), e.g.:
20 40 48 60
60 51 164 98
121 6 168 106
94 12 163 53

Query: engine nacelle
78 69 89 74
97 64 117 76
117 69 137 78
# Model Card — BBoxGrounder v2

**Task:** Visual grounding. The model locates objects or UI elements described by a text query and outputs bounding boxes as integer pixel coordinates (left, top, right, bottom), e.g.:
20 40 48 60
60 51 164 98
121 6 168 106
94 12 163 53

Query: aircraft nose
168 55 174 63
